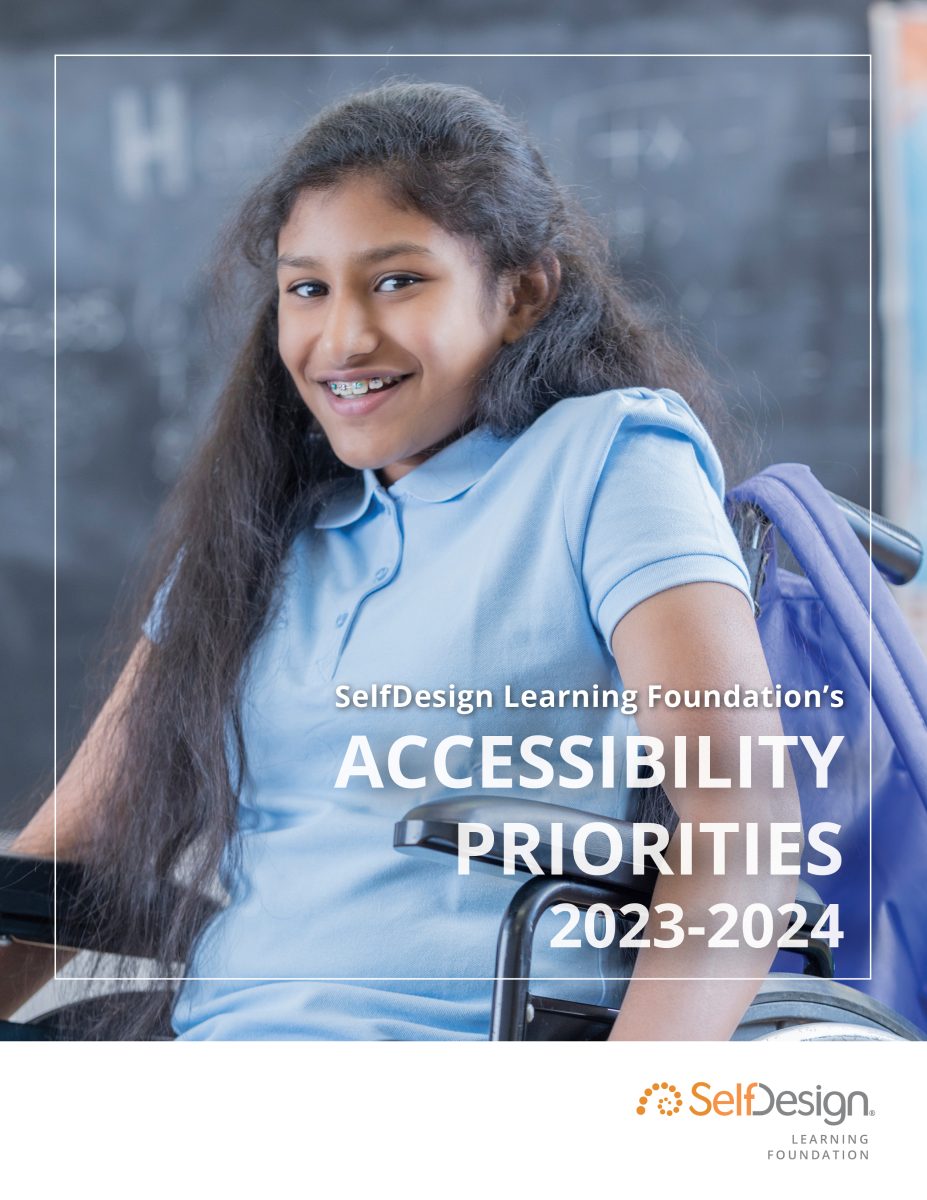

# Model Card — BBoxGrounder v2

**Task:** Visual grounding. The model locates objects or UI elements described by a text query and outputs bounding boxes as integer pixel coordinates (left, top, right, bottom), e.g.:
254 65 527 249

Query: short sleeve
142 549 184 644
578 389 752 645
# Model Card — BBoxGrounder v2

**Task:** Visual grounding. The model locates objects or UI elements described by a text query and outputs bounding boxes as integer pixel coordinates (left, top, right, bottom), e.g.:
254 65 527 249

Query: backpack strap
728 463 927 810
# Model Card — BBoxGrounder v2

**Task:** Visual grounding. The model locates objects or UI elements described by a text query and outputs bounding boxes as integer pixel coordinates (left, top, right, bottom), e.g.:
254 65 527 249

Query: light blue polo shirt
148 387 752 1040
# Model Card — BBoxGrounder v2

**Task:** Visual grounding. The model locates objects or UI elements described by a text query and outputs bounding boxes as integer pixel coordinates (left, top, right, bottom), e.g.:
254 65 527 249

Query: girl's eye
288 281 327 299
377 274 421 293
285 274 421 299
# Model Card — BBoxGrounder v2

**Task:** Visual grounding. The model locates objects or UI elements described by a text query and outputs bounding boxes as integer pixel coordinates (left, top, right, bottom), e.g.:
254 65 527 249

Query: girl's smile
323 373 411 417
276 175 522 484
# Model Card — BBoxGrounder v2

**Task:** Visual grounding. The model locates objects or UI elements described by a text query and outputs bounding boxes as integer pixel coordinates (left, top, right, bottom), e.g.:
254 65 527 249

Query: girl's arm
606 581 802 1041
0 638 147 1021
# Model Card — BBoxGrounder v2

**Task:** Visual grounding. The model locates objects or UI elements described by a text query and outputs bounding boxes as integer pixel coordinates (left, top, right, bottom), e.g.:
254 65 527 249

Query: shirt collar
313 468 378 530
313 426 514 529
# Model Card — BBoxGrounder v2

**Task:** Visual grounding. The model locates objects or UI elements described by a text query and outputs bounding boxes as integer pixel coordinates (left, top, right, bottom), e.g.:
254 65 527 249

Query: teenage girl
0 81 800 1040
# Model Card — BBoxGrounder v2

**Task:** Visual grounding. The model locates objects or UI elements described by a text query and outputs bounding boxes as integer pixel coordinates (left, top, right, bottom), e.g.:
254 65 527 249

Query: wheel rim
757 1021 907 1042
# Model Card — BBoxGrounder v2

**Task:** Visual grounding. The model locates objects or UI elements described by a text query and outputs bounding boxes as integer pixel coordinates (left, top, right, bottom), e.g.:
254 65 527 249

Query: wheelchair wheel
734 974 924 1042
757 1022 906 1042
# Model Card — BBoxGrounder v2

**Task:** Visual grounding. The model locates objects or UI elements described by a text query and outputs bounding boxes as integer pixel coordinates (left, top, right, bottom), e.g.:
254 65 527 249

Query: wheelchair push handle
826 490 923 586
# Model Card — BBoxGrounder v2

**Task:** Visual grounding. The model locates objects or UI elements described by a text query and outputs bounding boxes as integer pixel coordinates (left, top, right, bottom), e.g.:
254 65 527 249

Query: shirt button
374 567 389 581
335 612 348 628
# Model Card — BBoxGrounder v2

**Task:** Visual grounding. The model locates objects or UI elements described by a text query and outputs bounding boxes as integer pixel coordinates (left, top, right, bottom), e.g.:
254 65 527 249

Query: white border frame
48 51 874 988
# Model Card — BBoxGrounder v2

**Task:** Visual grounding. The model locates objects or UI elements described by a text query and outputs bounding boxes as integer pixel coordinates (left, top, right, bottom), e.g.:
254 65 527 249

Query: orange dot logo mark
636 1082 683 1116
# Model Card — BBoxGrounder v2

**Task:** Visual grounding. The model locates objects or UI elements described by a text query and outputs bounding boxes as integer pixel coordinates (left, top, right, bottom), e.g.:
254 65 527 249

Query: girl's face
277 175 520 484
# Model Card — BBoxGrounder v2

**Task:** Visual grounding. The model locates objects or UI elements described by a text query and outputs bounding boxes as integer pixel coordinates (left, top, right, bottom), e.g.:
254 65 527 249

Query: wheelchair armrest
0 854 89 949
394 795 657 899
393 797 826 917
0 852 221 957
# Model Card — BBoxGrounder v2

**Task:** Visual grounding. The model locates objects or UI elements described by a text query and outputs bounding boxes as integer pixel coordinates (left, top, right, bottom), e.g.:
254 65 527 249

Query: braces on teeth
328 376 402 396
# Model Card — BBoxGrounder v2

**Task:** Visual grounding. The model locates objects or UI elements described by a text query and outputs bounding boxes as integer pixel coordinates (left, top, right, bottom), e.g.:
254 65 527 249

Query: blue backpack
728 464 927 1033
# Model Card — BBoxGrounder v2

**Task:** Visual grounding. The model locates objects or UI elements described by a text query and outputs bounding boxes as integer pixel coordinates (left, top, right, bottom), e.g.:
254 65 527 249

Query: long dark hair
66 80 726 1038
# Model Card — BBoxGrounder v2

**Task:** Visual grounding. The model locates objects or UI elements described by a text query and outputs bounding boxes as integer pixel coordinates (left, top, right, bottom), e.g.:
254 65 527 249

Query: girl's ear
502 253 561 342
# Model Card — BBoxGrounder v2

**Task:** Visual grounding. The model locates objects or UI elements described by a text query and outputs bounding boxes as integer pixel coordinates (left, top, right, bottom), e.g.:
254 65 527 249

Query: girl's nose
320 294 380 364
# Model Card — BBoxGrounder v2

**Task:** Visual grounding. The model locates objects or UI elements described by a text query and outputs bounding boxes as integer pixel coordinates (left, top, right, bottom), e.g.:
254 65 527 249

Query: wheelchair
2 483 924 1042
1 801 923 1042
392 794 925 1041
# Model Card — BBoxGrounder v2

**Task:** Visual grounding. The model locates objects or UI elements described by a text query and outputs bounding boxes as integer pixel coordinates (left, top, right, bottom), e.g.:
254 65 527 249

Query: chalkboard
1 48 873 828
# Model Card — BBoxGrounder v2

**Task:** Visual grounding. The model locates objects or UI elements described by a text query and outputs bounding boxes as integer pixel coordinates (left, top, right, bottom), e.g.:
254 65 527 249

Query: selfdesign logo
634 1080 871 1126
636 1082 683 1117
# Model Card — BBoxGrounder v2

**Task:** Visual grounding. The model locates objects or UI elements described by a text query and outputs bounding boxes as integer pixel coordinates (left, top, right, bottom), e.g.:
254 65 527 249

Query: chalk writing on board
112 82 190 200
0 289 125 356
